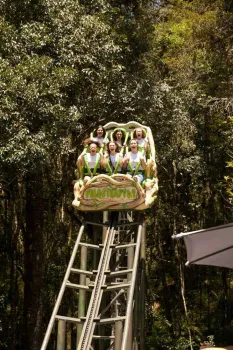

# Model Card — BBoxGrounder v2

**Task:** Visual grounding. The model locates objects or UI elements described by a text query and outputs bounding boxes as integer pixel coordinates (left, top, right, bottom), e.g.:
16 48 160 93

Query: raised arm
140 156 147 170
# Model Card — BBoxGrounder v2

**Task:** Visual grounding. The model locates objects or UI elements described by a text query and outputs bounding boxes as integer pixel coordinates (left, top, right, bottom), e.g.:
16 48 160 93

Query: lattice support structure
41 212 146 350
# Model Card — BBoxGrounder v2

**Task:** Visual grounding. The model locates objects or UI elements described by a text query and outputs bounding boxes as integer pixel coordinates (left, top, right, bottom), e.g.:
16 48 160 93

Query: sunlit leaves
0 0 131 174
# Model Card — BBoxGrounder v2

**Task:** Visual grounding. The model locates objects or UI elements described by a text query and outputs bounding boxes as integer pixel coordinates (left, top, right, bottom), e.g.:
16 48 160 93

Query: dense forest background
1 0 233 349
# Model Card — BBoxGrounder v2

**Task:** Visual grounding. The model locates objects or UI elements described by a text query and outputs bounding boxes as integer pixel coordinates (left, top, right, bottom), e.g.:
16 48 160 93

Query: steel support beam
126 238 134 350
99 211 108 350
41 224 85 350
77 245 87 345
57 320 66 350
115 320 123 350
41 213 146 350
140 221 146 350
121 223 142 350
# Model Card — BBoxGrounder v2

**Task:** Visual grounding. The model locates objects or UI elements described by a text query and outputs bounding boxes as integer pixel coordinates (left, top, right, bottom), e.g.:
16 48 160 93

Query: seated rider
77 141 105 182
123 139 147 184
104 141 123 175
111 128 128 153
132 127 149 154
83 125 109 154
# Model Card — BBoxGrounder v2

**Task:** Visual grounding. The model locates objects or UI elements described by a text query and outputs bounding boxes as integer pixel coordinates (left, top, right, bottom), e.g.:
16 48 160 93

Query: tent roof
173 223 233 269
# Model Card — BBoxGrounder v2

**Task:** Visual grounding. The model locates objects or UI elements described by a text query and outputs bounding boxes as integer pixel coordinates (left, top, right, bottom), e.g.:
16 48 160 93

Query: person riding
132 127 149 154
77 141 105 182
92 125 109 145
111 128 128 153
123 139 147 184
83 125 109 154
104 141 123 175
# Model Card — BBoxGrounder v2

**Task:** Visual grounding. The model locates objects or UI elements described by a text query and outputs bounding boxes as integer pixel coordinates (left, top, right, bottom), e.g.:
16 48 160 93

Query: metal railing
40 212 145 350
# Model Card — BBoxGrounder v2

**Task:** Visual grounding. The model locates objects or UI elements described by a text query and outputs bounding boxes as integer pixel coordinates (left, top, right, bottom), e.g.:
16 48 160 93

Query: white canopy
174 223 233 269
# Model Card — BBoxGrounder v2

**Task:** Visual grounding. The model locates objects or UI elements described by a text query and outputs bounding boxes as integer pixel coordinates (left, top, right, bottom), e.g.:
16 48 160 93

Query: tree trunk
172 160 193 349
9 198 20 350
23 173 44 350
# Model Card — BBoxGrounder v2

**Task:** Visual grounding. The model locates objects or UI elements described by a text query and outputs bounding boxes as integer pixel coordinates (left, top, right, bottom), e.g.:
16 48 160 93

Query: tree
0 0 156 349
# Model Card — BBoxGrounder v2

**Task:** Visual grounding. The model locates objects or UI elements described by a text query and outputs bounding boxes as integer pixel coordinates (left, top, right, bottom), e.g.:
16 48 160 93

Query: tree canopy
1 0 233 349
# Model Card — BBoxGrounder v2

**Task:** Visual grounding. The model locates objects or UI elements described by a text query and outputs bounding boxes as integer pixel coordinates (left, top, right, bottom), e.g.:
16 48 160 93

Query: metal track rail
77 218 117 350
41 212 145 350
121 222 142 350
41 223 86 350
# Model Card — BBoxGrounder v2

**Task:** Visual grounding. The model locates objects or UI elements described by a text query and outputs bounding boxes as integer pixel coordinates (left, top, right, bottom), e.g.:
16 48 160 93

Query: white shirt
109 153 122 171
85 153 99 169
137 138 148 147
127 151 145 171
93 137 109 145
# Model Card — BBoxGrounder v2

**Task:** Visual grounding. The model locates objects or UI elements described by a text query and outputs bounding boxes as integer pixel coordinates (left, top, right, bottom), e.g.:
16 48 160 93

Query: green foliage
0 0 156 349
144 1 233 349
225 117 233 201
1 0 233 349
0 0 153 176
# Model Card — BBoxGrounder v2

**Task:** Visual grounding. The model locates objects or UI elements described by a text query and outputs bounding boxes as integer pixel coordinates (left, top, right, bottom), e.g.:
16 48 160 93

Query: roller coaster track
41 212 145 350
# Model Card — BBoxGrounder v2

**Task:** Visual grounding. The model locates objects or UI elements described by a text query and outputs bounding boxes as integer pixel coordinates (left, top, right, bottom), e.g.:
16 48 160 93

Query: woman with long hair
104 141 123 175
83 125 109 154
132 127 149 154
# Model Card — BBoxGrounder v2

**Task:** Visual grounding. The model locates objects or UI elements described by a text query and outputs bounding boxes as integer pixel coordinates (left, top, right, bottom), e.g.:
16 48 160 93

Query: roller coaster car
73 121 158 211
